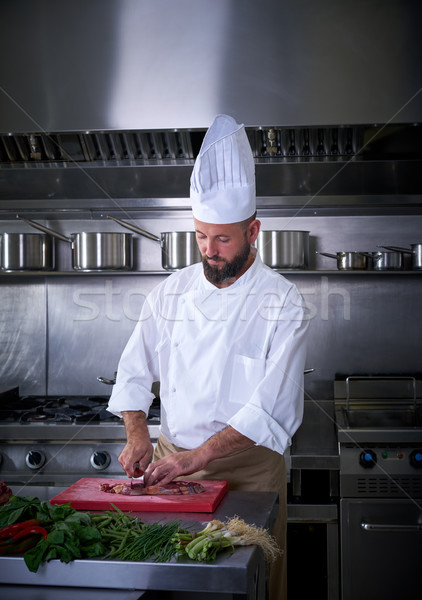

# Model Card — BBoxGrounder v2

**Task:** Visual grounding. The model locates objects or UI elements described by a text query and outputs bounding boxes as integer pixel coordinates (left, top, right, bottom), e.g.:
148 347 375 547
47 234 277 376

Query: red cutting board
49 478 228 513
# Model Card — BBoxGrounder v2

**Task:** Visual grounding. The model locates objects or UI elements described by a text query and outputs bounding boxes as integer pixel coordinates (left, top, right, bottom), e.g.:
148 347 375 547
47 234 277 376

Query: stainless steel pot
379 244 422 270
255 230 309 269
317 251 368 270
360 251 403 271
0 232 54 271
107 216 201 271
16 217 132 271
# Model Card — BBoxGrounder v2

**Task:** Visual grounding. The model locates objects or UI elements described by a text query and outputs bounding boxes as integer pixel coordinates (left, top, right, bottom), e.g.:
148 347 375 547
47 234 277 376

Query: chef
108 114 309 600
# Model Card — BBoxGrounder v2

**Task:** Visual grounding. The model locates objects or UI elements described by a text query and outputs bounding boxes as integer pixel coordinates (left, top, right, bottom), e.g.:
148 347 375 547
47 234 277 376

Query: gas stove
0 395 120 424
0 393 160 495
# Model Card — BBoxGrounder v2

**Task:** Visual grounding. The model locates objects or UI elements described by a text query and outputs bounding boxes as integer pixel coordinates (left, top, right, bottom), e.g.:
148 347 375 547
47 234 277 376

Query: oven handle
361 522 422 532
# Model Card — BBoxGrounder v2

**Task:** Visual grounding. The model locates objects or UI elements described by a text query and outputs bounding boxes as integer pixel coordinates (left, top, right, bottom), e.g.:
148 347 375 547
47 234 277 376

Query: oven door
340 498 422 600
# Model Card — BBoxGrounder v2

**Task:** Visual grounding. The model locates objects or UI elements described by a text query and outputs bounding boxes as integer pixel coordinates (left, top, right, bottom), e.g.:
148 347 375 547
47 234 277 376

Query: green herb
115 520 182 562
24 509 106 572
0 496 40 528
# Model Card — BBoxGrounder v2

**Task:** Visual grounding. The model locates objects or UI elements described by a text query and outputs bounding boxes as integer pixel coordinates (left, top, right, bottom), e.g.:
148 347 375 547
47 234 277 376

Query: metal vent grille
249 127 363 158
1 124 420 165
356 476 422 498
0 126 366 164
0 130 196 163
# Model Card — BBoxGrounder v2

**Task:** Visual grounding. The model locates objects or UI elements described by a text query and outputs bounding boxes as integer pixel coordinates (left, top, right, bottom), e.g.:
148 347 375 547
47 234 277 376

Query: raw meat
99 480 205 496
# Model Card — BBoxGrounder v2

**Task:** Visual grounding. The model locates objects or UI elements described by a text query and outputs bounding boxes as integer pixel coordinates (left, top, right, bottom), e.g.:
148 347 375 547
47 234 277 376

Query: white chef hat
190 114 256 224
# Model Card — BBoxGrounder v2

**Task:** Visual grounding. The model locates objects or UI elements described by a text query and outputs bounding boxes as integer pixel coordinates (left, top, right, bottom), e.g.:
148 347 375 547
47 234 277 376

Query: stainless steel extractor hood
0 1 421 215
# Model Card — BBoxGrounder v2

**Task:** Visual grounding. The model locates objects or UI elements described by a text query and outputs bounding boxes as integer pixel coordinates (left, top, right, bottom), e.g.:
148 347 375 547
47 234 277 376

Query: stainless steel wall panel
291 274 422 399
0 1 421 133
0 280 46 395
46 276 165 396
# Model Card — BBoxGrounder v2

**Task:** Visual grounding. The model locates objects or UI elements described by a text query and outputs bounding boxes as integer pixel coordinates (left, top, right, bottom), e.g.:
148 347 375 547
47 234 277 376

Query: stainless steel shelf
0 270 421 277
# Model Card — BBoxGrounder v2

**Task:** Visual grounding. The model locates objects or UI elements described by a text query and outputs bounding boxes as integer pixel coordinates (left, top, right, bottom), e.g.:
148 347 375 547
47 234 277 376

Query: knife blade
131 461 142 489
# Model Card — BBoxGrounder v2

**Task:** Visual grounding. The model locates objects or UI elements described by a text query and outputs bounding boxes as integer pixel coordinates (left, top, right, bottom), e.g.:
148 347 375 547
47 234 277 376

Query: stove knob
359 449 377 469
409 450 422 469
90 451 111 470
25 450 46 470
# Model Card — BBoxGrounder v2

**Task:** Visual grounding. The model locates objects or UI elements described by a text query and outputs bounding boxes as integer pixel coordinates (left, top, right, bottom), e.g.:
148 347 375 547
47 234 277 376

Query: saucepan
255 230 310 269
317 251 368 270
16 216 132 271
379 244 422 270
106 216 201 271
360 251 403 271
0 232 55 271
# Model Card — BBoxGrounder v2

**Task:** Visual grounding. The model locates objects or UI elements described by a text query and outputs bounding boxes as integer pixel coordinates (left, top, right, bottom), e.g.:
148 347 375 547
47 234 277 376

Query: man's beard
202 238 251 285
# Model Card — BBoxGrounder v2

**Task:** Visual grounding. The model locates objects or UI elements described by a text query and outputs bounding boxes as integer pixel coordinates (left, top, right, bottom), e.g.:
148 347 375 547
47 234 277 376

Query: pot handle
97 376 116 385
359 252 380 260
316 252 337 259
106 215 160 242
378 245 412 254
16 215 71 243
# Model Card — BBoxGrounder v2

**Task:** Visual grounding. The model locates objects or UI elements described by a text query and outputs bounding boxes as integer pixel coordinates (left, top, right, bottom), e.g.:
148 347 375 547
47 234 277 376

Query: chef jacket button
171 386 176 393
174 341 179 348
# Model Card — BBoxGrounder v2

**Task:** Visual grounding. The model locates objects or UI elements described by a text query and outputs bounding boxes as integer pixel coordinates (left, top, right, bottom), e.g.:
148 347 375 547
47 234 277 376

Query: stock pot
255 230 309 269
17 216 132 271
107 215 201 271
317 251 368 270
0 232 54 271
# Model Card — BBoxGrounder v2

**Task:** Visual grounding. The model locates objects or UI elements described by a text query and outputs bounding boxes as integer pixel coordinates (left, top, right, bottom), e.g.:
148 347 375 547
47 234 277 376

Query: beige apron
154 434 287 600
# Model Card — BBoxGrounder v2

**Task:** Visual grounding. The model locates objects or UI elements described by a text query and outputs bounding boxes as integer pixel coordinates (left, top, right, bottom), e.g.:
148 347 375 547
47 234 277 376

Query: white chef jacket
108 253 309 455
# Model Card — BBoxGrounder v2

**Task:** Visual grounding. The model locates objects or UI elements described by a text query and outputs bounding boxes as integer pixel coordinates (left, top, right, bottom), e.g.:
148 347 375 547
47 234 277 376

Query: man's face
194 218 259 285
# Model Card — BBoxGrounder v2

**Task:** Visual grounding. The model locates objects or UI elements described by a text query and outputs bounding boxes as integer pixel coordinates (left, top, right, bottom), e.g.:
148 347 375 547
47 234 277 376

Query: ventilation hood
0 1 421 216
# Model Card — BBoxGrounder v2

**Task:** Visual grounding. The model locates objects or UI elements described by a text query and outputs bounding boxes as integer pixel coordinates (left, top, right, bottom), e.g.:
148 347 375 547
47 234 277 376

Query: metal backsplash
1 214 421 399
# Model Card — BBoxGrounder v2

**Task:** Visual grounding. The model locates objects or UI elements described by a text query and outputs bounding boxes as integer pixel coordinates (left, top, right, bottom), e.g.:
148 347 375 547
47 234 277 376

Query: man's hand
143 447 206 487
118 410 153 478
143 426 255 487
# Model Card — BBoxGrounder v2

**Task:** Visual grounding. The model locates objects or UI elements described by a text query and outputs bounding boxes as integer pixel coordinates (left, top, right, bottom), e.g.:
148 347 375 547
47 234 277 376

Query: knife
131 461 142 489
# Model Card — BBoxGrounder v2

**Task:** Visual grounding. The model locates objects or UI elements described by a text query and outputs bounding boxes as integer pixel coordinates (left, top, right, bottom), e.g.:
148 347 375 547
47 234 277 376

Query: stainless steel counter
0 491 278 599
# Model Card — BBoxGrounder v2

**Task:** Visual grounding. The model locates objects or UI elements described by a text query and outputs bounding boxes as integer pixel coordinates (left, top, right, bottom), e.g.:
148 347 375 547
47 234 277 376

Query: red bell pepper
0 520 48 555
0 519 41 539
0 534 43 555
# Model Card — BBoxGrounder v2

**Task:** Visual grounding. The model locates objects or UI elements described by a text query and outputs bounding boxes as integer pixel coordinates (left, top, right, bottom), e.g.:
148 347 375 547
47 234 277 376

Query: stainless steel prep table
0 491 278 600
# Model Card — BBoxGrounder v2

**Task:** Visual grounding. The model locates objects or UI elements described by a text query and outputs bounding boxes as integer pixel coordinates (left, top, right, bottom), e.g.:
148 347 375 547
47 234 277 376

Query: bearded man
108 114 309 600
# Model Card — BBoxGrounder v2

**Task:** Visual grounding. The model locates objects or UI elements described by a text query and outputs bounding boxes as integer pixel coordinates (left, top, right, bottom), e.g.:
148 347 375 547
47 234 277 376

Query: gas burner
0 394 160 424
0 395 120 424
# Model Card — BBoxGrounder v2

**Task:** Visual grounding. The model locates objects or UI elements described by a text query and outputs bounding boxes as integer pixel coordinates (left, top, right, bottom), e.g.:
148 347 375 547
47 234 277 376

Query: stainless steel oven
340 498 421 600
335 376 422 600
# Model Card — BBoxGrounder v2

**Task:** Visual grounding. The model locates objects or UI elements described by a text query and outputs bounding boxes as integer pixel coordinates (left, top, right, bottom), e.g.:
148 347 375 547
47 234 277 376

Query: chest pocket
228 354 266 407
